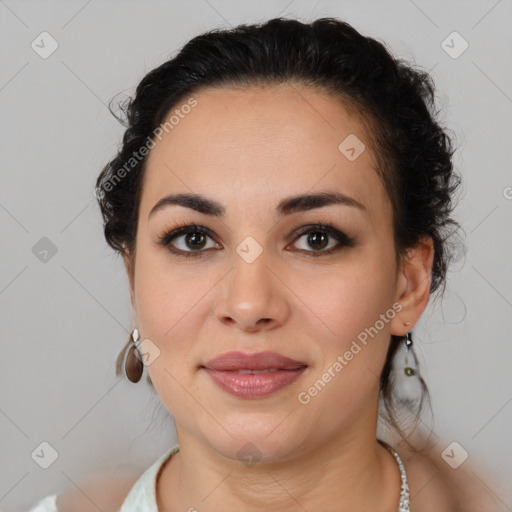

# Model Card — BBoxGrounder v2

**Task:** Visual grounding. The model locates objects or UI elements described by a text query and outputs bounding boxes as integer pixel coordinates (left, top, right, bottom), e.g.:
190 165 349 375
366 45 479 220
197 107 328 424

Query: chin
202 423 304 466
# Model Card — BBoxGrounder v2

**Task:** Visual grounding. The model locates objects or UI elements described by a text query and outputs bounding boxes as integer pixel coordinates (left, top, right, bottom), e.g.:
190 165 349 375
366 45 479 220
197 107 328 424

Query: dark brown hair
97 17 462 439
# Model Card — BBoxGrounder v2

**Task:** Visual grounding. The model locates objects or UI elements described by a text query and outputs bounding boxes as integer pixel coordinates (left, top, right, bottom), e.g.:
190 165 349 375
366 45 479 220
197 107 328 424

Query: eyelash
156 221 355 259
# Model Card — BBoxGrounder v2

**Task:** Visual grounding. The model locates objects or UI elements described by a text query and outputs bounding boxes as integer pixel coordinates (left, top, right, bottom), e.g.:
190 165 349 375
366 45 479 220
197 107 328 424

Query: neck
157 414 402 511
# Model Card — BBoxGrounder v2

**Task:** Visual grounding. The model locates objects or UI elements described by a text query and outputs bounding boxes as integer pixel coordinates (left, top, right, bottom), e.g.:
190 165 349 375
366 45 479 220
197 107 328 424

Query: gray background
1 0 511 510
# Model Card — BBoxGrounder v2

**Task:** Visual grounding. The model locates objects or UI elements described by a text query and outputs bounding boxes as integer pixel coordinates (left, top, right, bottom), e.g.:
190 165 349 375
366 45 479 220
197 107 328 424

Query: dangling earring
392 326 424 410
124 328 144 383
404 332 415 377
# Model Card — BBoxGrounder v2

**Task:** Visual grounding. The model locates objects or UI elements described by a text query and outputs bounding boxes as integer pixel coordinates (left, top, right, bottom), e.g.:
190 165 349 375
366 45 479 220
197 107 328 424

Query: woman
30 16 497 512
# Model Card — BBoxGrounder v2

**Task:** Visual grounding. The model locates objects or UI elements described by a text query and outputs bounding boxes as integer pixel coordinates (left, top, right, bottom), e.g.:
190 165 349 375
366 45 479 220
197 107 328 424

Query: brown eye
304 231 329 251
157 224 220 258
183 231 208 250
290 224 355 257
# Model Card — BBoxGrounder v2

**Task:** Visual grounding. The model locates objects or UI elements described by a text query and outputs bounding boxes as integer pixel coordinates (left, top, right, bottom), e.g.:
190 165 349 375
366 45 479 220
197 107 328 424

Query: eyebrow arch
148 191 367 219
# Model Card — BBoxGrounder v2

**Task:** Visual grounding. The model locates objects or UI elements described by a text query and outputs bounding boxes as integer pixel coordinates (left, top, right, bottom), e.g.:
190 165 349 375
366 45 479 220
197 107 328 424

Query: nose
214 249 290 333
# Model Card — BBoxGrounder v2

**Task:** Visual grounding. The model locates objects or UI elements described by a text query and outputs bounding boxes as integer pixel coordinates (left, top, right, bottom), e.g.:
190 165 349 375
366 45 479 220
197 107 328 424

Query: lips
201 350 308 399
202 350 307 371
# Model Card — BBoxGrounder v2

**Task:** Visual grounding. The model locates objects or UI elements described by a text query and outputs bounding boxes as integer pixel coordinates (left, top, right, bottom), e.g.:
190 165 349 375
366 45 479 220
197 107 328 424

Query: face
126 84 410 463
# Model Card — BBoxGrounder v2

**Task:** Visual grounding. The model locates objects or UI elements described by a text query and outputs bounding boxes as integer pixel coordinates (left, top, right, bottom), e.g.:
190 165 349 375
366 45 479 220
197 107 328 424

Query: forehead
140 84 391 223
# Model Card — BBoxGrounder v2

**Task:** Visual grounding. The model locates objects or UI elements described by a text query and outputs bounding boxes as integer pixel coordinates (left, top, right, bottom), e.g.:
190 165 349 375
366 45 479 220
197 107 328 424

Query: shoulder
29 494 58 512
403 450 459 512
44 448 178 512
398 442 500 512
54 468 141 512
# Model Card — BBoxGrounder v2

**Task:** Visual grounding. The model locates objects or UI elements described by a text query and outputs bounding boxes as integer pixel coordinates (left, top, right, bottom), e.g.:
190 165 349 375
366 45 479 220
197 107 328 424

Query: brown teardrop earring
124 328 144 383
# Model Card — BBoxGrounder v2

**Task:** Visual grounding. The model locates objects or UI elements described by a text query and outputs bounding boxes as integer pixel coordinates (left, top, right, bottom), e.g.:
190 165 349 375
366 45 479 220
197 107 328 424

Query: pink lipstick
201 350 307 399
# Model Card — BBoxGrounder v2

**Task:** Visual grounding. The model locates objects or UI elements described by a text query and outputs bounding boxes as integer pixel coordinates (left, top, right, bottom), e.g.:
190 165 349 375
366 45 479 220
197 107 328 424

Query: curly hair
96 17 462 440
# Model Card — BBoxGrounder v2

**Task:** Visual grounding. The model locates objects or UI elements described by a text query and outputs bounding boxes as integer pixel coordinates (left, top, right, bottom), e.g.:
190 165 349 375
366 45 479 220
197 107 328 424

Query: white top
29 441 409 511
119 445 179 511
28 445 179 512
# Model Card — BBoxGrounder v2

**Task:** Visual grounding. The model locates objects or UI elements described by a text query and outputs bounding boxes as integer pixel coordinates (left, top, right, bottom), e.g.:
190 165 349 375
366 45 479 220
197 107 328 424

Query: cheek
132 252 205 407
133 250 189 340
132 248 218 359
302 255 396 340
302 251 398 389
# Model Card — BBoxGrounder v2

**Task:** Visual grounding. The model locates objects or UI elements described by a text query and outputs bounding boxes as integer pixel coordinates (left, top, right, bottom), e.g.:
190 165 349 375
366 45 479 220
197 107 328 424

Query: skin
52 84 502 512
123 83 436 511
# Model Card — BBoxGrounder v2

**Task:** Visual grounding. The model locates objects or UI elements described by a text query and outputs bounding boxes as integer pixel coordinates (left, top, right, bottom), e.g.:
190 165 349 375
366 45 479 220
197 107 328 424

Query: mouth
200 350 308 399
201 350 308 371
224 368 302 374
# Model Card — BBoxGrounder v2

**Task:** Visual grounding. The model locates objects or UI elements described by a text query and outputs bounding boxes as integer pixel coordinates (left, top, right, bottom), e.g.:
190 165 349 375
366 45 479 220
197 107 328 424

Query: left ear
390 235 435 337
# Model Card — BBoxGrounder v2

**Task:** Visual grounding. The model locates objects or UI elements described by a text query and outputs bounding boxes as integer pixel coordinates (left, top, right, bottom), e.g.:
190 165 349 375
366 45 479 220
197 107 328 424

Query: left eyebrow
148 191 367 219
277 191 367 215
